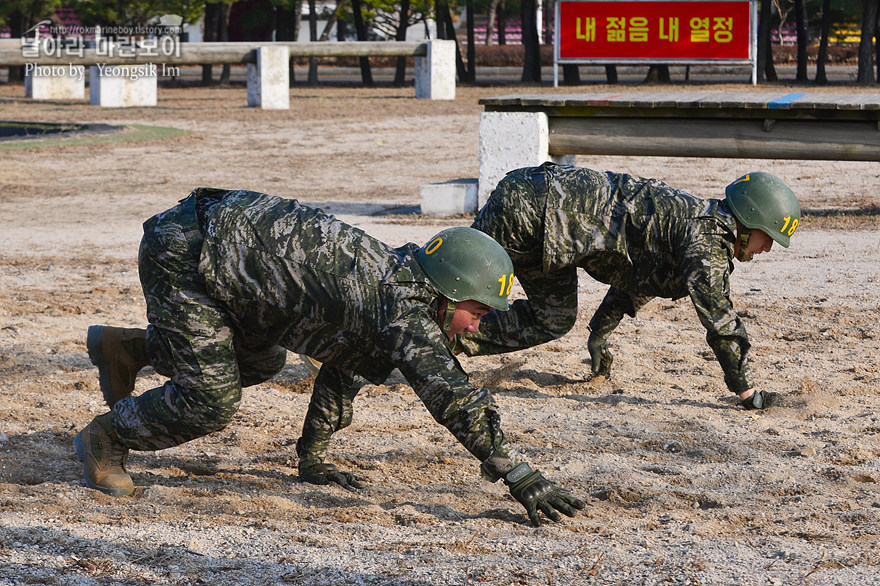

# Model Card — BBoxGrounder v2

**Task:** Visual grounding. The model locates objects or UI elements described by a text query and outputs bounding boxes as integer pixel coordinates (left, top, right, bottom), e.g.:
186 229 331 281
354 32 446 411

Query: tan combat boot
73 413 134 496
87 325 149 407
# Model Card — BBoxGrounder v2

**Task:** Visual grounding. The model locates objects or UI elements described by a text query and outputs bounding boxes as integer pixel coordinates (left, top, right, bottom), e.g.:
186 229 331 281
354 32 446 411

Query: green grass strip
0 124 189 151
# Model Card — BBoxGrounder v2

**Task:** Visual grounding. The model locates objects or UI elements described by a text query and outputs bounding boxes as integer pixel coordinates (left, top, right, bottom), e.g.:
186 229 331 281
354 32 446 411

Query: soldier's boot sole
87 325 148 408
74 425 134 497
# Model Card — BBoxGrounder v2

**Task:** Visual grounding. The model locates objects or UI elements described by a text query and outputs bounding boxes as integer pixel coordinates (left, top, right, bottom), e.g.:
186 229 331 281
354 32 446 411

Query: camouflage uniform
464 162 754 395
113 188 522 480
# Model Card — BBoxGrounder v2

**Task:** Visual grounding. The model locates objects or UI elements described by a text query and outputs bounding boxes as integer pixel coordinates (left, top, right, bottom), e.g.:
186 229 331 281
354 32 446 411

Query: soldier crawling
75 187 585 527
460 163 801 410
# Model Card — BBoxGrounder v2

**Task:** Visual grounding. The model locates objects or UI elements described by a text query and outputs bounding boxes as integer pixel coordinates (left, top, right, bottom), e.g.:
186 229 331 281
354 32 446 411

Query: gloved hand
741 390 782 410
504 463 586 527
587 333 613 378
299 461 365 490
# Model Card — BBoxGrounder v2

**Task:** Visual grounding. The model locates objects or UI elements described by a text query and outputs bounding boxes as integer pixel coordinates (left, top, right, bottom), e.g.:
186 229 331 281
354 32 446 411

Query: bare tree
857 0 879 84
772 0 794 43
605 65 618 83
757 0 778 82
485 0 502 45
436 0 468 81
201 2 219 85
276 0 302 85
202 1 232 85
351 0 374 86
521 0 541 82
815 0 831 84
794 0 808 81
562 64 580 85
645 64 671 83
218 2 231 85
498 0 508 44
393 0 411 86
465 0 476 82
307 0 319 85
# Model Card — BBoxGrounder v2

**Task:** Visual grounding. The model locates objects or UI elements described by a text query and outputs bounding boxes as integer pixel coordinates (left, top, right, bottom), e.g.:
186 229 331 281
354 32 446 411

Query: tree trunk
815 0 831 84
394 0 411 86
446 9 469 81
351 0 374 86
294 0 303 41
308 0 319 85
498 0 507 45
219 3 231 85
605 65 618 84
466 0 476 81
202 3 219 85
337 0 346 41
436 0 450 40
794 0 809 81
857 0 879 84
276 6 293 40
436 0 468 81
757 0 778 82
319 0 340 41
521 0 541 82
486 0 502 45
644 64 671 83
562 64 580 85
276 3 301 85
6 8 39 83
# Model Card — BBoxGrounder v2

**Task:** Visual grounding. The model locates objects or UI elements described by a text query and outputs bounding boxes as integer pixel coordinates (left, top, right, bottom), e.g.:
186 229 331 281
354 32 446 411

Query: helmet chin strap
442 300 458 332
737 229 753 262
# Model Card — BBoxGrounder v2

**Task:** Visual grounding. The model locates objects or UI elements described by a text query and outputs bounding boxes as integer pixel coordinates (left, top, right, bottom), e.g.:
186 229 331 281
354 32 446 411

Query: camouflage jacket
538 164 753 394
196 189 520 479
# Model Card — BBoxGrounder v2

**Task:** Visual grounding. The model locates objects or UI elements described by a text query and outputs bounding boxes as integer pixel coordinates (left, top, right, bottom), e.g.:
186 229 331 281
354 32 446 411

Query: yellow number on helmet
497 273 514 296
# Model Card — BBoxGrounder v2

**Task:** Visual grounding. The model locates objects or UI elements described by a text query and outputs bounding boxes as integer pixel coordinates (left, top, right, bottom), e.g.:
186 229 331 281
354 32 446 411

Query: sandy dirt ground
1 79 879 585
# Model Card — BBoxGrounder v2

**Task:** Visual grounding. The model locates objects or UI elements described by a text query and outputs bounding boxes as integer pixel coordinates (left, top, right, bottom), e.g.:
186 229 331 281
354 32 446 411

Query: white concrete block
89 65 157 107
24 65 85 100
478 111 576 208
247 46 290 110
415 39 455 100
420 178 478 216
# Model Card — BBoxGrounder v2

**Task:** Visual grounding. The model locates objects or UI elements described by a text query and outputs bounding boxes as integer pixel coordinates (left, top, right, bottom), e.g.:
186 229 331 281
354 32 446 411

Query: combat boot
73 413 134 497
87 325 149 407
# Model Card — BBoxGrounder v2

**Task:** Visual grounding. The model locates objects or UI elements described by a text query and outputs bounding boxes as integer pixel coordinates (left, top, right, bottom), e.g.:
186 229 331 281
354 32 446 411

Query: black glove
299 461 364 490
587 333 613 378
504 463 586 527
741 390 782 410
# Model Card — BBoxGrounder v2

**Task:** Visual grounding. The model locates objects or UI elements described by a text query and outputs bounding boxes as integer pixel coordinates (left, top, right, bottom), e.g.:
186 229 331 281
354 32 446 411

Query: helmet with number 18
416 227 514 311
725 172 801 248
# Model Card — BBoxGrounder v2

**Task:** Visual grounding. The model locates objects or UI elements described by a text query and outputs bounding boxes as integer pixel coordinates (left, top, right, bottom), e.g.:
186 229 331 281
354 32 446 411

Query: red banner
558 0 753 61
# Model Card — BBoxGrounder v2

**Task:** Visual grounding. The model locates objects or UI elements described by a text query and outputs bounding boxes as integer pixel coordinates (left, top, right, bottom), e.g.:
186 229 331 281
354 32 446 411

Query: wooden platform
479 92 880 161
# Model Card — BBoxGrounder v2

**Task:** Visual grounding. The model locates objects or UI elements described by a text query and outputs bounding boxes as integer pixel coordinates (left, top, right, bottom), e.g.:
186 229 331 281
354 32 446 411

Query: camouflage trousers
460 166 579 356
111 193 287 451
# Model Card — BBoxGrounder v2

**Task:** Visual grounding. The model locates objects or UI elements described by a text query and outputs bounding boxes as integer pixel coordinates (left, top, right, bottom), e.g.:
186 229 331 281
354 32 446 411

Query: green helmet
725 172 801 247
416 227 514 311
